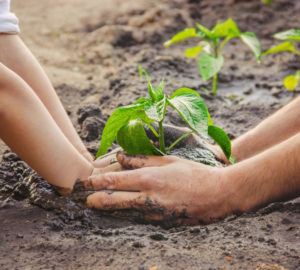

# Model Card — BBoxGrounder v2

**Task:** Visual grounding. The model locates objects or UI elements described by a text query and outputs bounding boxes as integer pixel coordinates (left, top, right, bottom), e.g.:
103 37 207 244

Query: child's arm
0 34 93 162
0 63 94 194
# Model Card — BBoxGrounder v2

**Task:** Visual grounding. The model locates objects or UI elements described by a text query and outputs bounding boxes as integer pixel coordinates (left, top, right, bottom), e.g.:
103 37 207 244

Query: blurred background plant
263 29 300 93
164 18 261 96
261 0 273 5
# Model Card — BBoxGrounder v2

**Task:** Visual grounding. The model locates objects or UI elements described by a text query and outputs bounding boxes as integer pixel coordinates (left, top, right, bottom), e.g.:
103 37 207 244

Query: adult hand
84 152 235 225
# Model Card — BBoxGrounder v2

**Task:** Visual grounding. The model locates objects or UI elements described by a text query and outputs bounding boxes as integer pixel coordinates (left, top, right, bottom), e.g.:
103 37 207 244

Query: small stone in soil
150 233 168 241
133 241 145 248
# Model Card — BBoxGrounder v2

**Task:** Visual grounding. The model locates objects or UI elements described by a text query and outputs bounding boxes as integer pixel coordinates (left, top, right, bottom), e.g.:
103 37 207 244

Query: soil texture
1 0 300 269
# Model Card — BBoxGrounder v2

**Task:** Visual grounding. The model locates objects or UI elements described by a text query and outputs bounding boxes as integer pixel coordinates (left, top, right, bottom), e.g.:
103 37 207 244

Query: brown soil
1 0 300 269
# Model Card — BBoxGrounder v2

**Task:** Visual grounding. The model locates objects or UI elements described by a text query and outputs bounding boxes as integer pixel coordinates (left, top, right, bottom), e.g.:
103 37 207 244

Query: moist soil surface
1 0 300 269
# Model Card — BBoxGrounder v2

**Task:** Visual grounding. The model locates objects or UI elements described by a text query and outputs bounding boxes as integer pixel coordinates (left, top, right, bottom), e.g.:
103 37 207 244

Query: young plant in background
261 0 273 5
263 29 300 92
96 67 236 164
164 18 261 95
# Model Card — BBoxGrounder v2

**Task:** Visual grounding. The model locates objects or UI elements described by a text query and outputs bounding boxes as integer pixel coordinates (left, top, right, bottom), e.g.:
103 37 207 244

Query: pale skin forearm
0 34 93 162
225 133 300 213
0 63 93 192
230 96 300 162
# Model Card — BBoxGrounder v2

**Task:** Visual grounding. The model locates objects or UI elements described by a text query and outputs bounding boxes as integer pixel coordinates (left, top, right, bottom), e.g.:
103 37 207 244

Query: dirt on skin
1 0 300 269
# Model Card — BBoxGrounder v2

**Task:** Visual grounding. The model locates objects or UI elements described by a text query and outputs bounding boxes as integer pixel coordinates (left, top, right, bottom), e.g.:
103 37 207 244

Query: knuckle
143 174 165 190
104 173 119 188
152 178 166 189
89 175 107 189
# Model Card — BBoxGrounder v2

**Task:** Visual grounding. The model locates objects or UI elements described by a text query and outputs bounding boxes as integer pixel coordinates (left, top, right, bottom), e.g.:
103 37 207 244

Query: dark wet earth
1 0 300 269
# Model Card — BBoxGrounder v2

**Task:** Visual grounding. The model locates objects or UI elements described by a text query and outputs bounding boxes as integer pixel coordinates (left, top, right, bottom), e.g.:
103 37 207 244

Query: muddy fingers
116 151 180 169
84 168 155 191
86 191 146 210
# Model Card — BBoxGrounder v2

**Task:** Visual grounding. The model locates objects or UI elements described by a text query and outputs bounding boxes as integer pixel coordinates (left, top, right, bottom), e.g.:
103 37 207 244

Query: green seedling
96 67 236 164
263 29 300 92
261 0 273 5
164 18 261 95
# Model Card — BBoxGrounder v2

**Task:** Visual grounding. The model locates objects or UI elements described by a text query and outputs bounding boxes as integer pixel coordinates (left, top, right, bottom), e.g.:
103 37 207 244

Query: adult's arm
139 96 300 164
216 96 300 162
84 133 300 224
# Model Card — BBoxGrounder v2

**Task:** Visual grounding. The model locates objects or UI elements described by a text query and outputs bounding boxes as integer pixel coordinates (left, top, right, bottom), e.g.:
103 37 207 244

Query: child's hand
93 147 122 169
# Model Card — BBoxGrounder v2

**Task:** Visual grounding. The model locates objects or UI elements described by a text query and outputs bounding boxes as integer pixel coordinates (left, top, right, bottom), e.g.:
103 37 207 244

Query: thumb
116 151 179 169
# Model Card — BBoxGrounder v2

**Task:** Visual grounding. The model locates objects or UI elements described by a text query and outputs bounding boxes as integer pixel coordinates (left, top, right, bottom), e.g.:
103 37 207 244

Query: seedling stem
96 67 236 164
166 131 196 152
159 121 166 153
212 74 218 95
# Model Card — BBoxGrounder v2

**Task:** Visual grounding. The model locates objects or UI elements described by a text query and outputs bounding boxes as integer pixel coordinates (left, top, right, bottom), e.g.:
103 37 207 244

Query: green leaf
283 74 299 91
168 88 209 135
133 97 150 105
273 29 300 41
117 120 159 155
138 64 147 77
261 0 273 5
164 28 198 47
138 65 164 101
212 18 240 38
138 65 155 99
185 46 202 58
144 95 167 122
208 125 232 160
229 155 237 164
155 79 164 100
196 23 214 40
240 32 262 60
198 53 224 81
207 109 213 126
96 104 152 158
263 41 296 55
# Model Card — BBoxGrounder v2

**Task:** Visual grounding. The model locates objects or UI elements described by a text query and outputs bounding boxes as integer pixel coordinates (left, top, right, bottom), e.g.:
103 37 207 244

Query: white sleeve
0 0 20 34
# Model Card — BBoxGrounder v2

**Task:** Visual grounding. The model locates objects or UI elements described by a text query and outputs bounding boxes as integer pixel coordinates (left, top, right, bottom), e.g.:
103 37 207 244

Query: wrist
200 166 239 221
214 166 239 216
223 162 264 215
220 166 243 214
60 158 94 195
